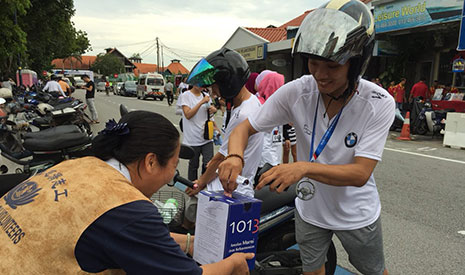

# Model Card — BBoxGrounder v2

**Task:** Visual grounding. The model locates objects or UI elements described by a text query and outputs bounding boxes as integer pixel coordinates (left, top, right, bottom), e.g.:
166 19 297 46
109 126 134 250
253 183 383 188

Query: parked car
73 78 85 88
96 82 106 92
137 73 165 100
114 82 124 95
121 81 137 97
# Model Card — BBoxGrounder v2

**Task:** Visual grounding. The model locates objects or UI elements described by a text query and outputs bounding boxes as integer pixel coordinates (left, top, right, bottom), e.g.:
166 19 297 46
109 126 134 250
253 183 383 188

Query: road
82 90 465 274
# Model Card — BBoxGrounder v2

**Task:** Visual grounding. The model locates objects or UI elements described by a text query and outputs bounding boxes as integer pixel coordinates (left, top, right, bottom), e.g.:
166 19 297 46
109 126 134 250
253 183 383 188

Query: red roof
279 10 313 29
166 62 189 75
51 56 97 70
245 27 287 43
133 63 158 77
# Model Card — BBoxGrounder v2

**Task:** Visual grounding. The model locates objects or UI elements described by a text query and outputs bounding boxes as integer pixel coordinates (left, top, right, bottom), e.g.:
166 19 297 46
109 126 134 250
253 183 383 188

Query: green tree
0 0 30 77
91 54 125 77
19 0 91 73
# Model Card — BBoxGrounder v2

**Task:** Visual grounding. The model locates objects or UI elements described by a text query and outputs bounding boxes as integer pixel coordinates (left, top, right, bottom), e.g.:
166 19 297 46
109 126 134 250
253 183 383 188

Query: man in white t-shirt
218 1 394 275
181 85 216 181
185 49 263 198
43 75 66 97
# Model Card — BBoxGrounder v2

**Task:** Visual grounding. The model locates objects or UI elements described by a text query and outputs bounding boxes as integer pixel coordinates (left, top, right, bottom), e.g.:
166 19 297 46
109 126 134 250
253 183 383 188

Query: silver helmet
293 0 375 89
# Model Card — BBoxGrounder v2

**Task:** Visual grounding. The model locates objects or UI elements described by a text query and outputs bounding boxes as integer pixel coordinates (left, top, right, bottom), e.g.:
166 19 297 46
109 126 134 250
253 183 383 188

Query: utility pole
161 45 164 72
156 37 160 73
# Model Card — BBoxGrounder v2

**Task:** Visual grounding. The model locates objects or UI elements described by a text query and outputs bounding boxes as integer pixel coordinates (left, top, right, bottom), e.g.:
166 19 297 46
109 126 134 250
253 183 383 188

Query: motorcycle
0 123 93 174
411 99 451 136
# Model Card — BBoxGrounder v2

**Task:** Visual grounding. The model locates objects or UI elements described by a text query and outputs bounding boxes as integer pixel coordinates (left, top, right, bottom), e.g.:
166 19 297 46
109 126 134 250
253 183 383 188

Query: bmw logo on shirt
345 132 358 148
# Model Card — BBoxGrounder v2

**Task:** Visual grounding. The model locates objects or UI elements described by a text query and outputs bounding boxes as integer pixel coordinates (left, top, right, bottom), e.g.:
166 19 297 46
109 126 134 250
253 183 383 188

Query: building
371 0 463 91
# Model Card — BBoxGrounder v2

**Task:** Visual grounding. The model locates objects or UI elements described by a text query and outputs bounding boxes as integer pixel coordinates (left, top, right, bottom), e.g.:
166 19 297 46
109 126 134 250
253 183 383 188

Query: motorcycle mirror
119 104 129 117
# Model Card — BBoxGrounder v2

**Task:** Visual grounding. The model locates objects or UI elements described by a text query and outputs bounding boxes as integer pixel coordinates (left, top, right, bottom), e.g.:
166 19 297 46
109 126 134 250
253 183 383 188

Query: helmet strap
224 99 233 129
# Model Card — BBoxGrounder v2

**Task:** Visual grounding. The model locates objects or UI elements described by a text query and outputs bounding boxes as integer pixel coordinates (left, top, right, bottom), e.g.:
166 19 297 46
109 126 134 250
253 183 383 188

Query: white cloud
73 0 327 69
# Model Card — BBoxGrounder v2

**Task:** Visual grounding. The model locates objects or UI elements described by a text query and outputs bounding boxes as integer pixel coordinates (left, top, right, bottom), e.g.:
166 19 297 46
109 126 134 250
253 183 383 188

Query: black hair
92 111 180 167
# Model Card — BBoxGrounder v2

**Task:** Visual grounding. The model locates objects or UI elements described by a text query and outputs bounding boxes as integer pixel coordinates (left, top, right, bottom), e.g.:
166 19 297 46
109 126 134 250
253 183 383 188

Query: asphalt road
81 90 465 274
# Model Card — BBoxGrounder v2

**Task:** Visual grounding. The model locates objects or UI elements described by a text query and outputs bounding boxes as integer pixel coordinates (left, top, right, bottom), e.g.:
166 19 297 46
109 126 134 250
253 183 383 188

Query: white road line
384 147 465 164
458 231 465 236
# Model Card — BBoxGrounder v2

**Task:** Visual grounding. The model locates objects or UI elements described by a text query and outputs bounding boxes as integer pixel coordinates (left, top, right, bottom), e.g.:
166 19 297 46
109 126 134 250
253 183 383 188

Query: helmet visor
294 8 370 65
187 58 217 87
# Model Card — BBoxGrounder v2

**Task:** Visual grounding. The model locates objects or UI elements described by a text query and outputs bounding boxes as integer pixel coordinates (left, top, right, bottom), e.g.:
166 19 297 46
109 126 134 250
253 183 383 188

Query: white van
137 73 165 100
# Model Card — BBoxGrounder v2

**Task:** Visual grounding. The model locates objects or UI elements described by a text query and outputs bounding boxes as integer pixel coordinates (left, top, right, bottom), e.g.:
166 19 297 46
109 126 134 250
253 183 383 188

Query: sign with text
235 44 267 61
193 191 261 270
374 0 462 33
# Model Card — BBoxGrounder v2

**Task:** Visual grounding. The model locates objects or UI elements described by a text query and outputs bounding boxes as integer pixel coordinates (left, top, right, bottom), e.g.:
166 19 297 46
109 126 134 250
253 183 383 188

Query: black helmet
187 48 250 99
292 0 375 92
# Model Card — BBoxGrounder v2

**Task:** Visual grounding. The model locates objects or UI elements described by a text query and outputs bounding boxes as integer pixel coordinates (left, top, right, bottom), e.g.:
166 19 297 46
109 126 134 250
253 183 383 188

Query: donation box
193 191 262 270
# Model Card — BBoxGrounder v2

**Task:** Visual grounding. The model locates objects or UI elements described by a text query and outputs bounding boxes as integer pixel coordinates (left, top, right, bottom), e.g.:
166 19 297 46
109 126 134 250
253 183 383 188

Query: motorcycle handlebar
173 170 198 189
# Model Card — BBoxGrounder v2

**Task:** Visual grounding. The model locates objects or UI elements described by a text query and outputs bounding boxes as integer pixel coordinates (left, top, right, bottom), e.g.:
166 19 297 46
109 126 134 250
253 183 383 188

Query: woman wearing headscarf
256 71 285 171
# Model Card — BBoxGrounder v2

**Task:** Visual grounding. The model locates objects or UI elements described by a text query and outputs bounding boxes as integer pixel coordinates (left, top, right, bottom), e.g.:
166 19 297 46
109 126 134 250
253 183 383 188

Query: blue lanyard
309 94 344 162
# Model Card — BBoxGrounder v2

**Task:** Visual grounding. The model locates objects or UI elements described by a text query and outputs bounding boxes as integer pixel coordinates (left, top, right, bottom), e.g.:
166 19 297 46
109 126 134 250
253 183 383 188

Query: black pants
166 92 174 105
188 141 214 181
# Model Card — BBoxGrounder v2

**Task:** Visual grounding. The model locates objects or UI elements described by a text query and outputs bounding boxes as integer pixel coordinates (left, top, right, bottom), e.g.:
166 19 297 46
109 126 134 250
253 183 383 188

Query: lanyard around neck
309 94 344 162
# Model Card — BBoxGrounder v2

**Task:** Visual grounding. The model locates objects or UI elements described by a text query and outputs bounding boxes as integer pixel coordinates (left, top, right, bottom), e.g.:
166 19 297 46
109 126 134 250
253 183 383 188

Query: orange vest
0 157 149 274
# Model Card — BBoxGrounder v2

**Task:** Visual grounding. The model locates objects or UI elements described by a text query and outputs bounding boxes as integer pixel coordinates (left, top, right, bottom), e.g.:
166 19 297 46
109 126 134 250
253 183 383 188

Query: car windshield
125 81 136 88
147 78 163 86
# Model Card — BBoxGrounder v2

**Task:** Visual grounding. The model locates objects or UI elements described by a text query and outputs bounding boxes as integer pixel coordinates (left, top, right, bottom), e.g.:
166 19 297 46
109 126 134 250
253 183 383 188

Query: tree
91 54 125 77
19 0 91 73
0 0 30 78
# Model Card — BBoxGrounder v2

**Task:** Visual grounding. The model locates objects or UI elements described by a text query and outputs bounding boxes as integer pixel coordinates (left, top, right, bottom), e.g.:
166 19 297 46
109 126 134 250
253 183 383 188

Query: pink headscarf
257 72 284 104
245 72 259 94
255 70 273 91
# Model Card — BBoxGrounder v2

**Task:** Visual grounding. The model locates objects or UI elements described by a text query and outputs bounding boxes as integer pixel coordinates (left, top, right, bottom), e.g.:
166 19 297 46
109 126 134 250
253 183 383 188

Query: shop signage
374 0 462 33
457 0 465 50
235 44 267 61
452 58 465 72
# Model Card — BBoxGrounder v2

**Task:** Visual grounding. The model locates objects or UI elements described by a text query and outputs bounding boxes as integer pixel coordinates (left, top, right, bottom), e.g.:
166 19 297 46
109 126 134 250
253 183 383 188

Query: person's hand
225 252 254 275
283 140 291 151
256 162 308 193
218 156 243 194
201 95 210 104
186 180 203 197
208 106 217 115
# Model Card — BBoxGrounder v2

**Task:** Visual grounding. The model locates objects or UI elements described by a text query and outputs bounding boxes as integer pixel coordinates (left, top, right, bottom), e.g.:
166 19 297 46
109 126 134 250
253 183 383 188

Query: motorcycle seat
255 184 297 214
32 116 52 125
23 132 91 151
24 125 82 139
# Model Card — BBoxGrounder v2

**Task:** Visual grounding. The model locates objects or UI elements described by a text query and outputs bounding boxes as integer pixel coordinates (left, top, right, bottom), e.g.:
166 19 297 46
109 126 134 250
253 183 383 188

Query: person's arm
256 157 378 193
170 232 194 255
42 82 50 91
58 84 66 97
217 119 257 193
186 152 225 196
182 96 209 119
201 253 254 275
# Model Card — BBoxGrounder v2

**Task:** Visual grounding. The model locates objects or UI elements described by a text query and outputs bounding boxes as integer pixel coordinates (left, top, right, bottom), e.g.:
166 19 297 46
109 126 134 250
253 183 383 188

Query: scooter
0 124 93 174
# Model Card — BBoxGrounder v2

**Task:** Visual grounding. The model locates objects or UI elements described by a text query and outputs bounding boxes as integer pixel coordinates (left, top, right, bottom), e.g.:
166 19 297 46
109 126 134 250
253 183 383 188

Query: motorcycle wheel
414 121 428 135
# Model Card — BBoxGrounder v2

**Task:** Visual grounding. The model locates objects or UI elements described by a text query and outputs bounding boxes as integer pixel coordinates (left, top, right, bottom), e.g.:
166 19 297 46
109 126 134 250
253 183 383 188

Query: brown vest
0 157 150 274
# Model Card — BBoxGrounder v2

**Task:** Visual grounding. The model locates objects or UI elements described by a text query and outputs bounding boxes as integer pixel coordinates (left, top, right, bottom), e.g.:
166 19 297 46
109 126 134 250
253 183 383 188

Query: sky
73 0 327 70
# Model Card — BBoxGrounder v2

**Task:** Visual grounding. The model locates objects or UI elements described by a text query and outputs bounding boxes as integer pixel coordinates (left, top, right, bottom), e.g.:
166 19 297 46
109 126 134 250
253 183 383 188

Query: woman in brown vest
0 111 252 274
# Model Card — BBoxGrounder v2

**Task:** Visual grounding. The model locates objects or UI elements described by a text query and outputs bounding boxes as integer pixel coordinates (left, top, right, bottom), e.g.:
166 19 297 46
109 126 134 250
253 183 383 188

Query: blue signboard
458 0 465 50
374 0 462 33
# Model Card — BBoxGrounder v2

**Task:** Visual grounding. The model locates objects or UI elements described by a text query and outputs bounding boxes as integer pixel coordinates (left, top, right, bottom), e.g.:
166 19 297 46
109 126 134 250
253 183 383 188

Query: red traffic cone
397 111 411 141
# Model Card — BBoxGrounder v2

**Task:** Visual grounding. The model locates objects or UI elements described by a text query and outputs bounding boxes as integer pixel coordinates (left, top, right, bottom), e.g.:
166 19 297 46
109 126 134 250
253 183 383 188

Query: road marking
458 231 465 235
417 147 437 152
384 147 465 165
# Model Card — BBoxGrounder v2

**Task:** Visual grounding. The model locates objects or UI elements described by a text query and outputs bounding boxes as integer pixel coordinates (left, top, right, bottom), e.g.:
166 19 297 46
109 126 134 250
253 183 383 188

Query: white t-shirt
175 92 184 116
208 95 263 197
248 76 395 230
259 126 283 167
181 90 212 146
43 81 66 97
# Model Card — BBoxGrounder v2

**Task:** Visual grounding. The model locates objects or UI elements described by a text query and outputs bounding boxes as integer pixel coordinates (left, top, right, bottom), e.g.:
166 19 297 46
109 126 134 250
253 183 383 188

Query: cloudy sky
73 0 327 70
